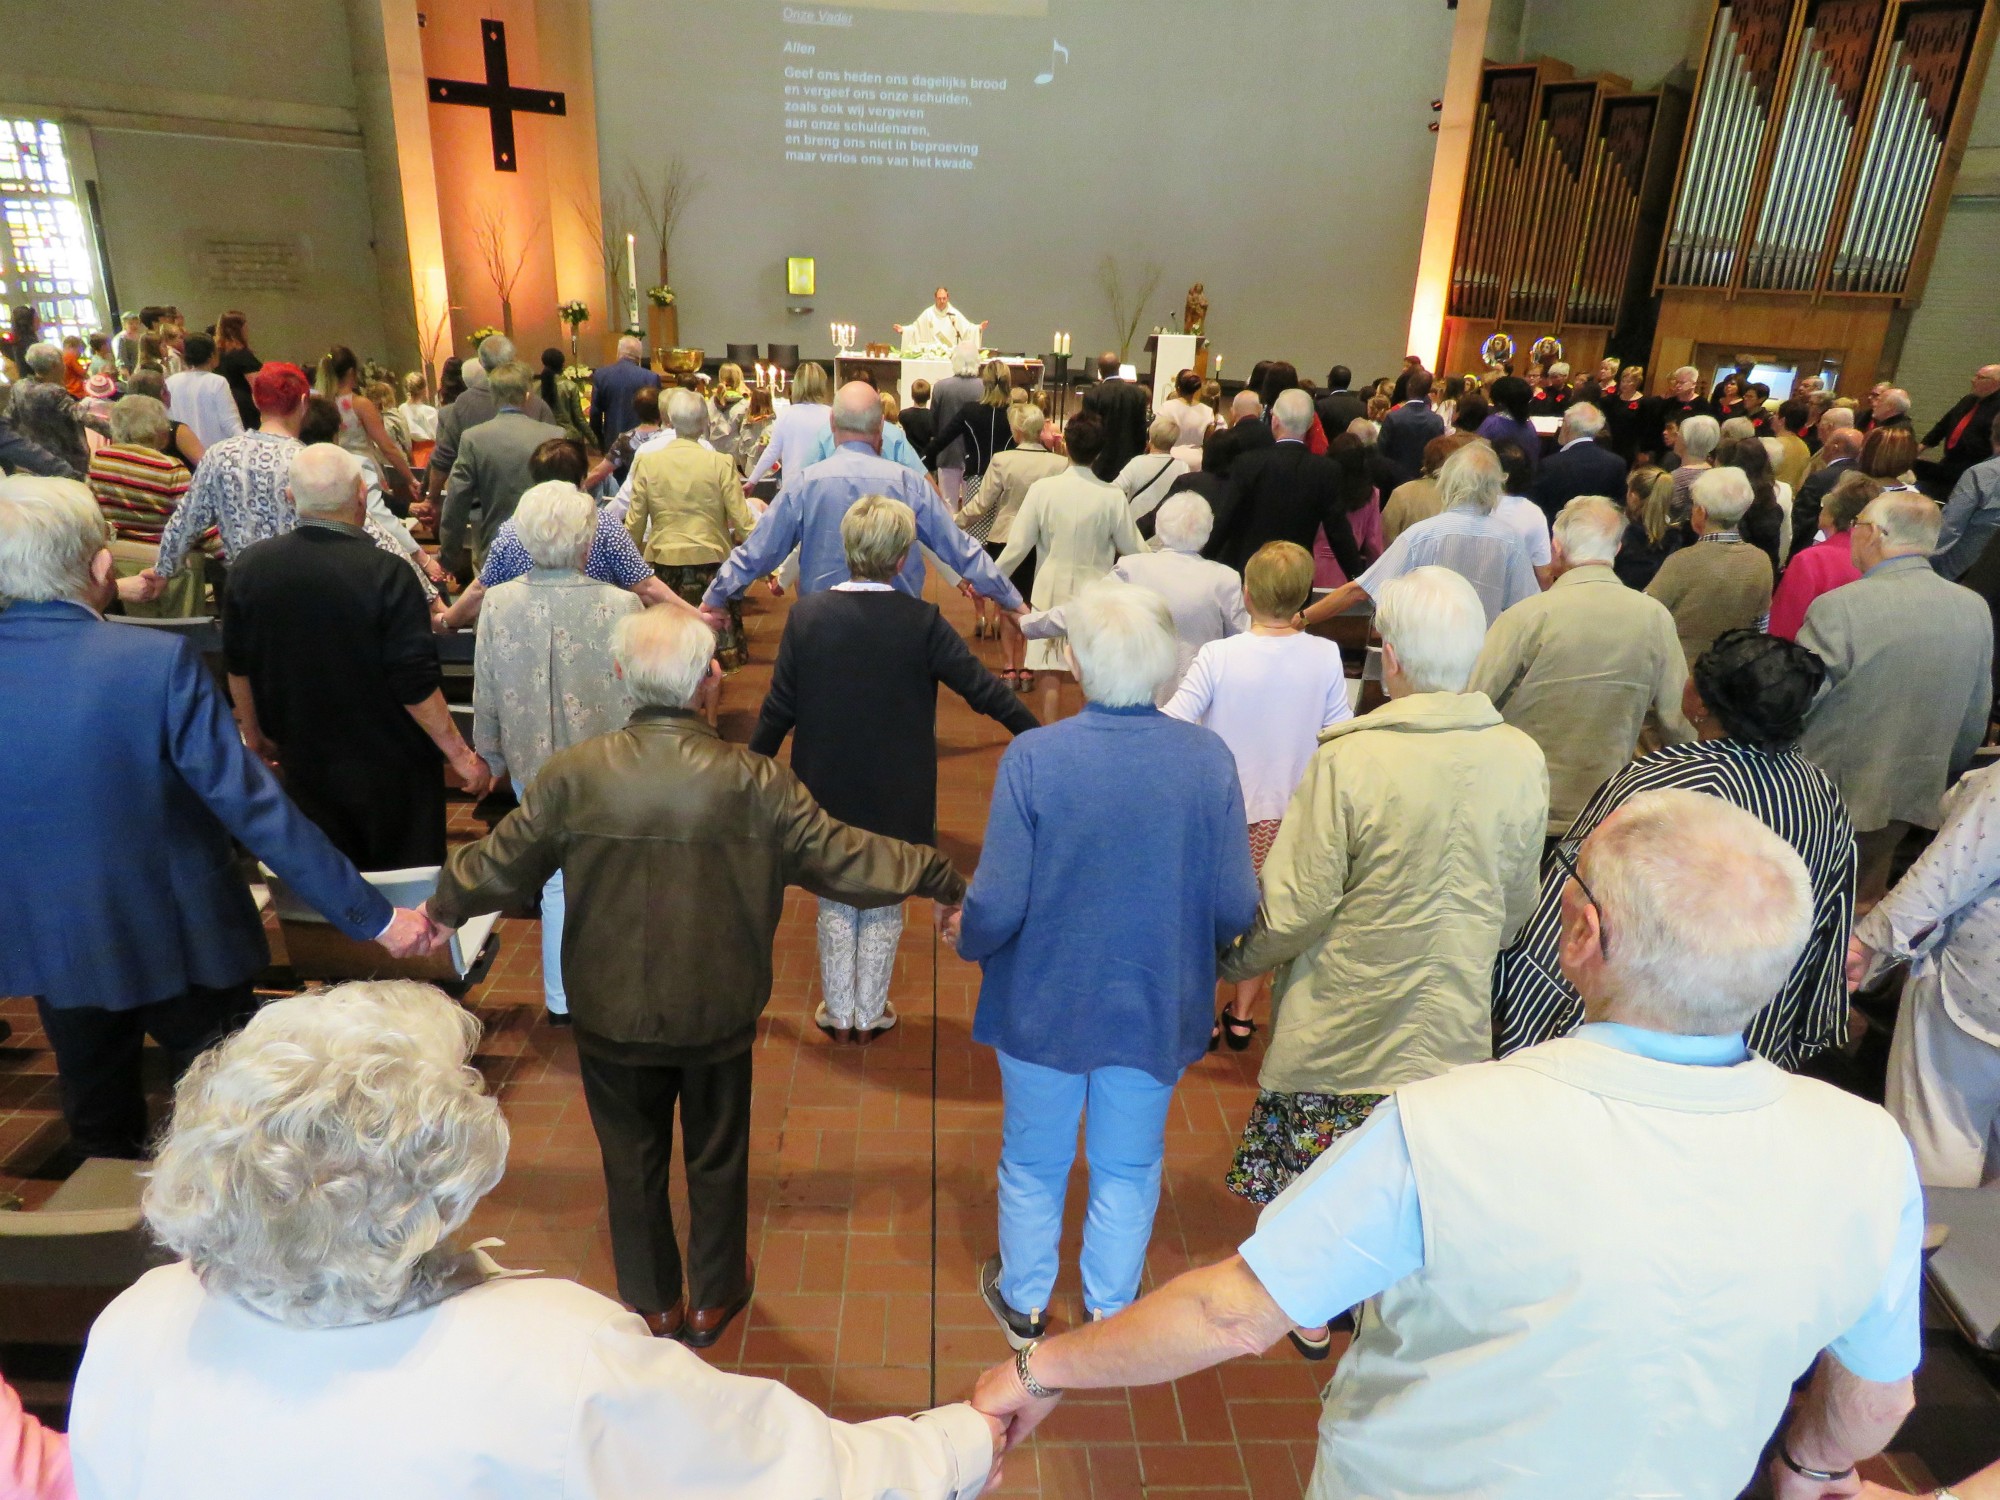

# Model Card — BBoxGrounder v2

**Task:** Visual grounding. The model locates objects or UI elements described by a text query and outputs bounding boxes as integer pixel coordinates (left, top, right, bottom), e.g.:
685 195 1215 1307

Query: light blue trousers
514 779 566 1014
995 1051 1178 1318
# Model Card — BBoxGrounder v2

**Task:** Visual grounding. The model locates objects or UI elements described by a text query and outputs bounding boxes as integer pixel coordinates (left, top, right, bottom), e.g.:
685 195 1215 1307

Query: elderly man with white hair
1869 384 1913 432
1473 496 1693 838
1220 567 1546 1211
428 606 966 1346
1207 389 1365 578
1799 491 1993 905
473 481 643 1024
947 579 1259 1343
1645 465 1774 664
424 332 554 513
589 331 661 452
1300 440 1540 628
1016 492 1249 696
700 380 1023 619
1636 363 1713 464
1529 401 1629 520
1202 388 1276 476
439 360 566 571
0 477 433 1159
224 445 490 871
69 981 1003 1499
968 789 1924 1500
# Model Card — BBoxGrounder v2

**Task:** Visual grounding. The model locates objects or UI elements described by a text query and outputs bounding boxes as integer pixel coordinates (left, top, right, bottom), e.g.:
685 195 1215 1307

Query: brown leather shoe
682 1258 755 1349
640 1302 685 1340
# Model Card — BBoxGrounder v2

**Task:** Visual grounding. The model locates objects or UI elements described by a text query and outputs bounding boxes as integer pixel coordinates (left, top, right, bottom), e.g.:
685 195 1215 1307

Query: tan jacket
1645 534 1773 665
625 440 755 567
1381 476 1443 545
1470 565 1694 833
1222 692 1547 1095
431 708 964 1047
961 443 1067 544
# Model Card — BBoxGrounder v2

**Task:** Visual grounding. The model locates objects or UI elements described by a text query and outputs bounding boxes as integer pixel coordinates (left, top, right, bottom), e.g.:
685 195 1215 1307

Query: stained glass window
0 119 103 342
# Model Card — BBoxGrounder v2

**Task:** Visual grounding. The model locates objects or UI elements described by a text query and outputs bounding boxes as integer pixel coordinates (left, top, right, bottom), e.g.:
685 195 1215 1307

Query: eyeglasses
1550 843 1610 960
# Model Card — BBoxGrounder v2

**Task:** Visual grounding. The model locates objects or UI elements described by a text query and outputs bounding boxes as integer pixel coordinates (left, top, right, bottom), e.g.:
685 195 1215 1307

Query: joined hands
377 904 455 958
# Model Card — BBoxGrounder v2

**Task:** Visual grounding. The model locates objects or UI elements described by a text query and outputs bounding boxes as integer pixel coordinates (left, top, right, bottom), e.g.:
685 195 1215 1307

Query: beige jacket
1470 564 1694 833
960 442 1067 544
625 440 756 567
1644 534 1773 665
1223 692 1547 1096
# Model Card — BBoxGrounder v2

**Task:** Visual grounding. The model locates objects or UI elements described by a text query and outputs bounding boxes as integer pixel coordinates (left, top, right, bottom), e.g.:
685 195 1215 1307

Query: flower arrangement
558 300 589 327
467 325 503 347
563 363 593 383
645 285 676 308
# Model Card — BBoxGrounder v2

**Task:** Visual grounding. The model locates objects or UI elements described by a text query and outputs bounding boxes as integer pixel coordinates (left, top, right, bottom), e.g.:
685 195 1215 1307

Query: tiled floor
0 579 1335 1498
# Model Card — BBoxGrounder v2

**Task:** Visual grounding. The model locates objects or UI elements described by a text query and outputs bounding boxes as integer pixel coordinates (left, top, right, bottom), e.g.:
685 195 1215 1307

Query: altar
832 353 1044 410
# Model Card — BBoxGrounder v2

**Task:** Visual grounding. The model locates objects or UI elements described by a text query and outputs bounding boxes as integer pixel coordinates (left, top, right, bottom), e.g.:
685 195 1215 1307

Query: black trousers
36 982 259 1159
286 757 446 872
575 1044 753 1315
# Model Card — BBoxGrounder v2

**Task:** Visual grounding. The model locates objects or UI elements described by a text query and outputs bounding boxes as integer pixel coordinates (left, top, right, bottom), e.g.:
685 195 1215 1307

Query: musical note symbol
1034 38 1069 86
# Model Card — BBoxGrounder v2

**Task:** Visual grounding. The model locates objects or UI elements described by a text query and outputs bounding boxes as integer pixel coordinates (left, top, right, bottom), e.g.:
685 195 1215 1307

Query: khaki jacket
431 708 964 1047
625 440 756 567
1470 565 1694 833
1223 692 1547 1096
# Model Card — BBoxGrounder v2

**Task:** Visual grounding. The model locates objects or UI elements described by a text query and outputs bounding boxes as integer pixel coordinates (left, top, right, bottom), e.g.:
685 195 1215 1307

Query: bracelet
1014 1341 1061 1399
1777 1440 1854 1484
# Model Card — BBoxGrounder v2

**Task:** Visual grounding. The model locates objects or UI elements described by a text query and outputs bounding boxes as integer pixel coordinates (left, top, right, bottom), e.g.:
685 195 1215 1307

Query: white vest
1309 1036 1912 1500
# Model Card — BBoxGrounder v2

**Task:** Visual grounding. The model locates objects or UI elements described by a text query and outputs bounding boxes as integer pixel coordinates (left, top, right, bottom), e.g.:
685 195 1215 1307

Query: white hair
951 349 982 377
831 381 885 437
616 335 644 361
1673 365 1700 384
1581 789 1812 1032
289 444 365 516
488 361 534 406
613 605 715 708
1436 440 1503 516
1008 403 1044 441
1759 436 1786 472
1719 416 1757 444
1552 495 1625 565
109 393 170 447
24 342 62 379
512 481 596 569
1374 566 1487 693
1272 389 1314 438
0 475 106 602
1562 402 1606 441
477 334 515 371
1679 414 1721 460
1065 578 1177 707
1859 491 1942 552
665 387 708 438
1152 492 1214 553
1691 466 1753 526
143 981 509 1329
1819 406 1855 431
1878 387 1911 415
1346 417 1379 446
1147 413 1180 450
1548 361 1571 380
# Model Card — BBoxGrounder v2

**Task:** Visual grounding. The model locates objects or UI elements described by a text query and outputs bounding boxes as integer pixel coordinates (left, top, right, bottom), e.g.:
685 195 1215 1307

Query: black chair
726 343 760 371
767 343 800 374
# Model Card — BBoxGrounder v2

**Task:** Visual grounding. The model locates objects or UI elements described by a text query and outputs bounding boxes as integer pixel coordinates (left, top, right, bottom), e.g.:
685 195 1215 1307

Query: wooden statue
1182 282 1208 337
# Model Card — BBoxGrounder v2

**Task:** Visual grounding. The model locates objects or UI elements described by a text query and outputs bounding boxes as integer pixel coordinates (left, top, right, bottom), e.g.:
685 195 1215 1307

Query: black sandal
1288 1326 1333 1361
1221 1012 1257 1051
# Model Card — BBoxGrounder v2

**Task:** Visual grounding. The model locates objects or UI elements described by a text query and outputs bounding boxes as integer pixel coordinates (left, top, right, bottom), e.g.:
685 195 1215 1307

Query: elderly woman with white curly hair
474 480 642 1025
67 980 1002 1499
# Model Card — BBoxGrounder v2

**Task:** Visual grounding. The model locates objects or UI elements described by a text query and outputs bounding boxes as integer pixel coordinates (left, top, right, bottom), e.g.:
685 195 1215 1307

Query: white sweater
1164 630 1351 822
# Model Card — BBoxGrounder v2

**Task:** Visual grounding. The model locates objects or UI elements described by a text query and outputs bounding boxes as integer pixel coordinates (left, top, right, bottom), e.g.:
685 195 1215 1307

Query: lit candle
624 233 639 327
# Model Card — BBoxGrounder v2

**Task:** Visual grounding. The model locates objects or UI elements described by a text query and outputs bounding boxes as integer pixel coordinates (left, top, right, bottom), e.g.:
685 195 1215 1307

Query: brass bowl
658 346 704 375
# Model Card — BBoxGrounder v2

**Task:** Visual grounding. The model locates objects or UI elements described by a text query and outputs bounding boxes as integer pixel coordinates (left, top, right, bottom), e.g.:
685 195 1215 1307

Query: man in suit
1082 352 1149 481
1205 390 1364 576
1529 403 1629 521
1317 365 1365 438
1918 363 2000 497
1202 390 1275 482
421 335 554 515
1378 371 1446 486
1791 427 1863 560
0 476 435 1158
227 446 493 871
589 335 661 453
439 361 566 571
1799 492 1993 906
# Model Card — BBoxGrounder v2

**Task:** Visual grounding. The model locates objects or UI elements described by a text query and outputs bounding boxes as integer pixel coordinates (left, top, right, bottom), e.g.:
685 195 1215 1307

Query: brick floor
0 577 1335 1497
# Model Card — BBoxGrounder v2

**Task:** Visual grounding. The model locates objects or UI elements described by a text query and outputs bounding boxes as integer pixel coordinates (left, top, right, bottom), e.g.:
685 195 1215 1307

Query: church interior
4 0 2000 1496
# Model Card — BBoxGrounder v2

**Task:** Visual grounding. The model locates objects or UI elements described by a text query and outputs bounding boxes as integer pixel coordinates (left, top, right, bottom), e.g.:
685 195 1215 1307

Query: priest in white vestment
896 286 986 351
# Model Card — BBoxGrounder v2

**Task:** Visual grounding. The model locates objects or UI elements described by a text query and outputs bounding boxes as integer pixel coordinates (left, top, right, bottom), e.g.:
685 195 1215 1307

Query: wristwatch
1014 1341 1061 1399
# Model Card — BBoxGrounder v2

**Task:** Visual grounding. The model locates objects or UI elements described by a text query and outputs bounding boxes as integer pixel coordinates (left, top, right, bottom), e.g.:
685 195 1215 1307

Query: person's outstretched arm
926 608 1038 735
1769 1354 1915 1500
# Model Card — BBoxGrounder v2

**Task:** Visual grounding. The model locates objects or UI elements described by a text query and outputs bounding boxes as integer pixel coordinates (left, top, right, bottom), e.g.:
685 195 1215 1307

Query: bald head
1822 426 1864 461
1230 390 1264 424
831 380 886 448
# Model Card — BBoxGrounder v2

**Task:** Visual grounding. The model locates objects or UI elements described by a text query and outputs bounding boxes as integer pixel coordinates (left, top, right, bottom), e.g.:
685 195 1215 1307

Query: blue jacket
960 704 1261 1083
0 601 392 1010
589 358 661 450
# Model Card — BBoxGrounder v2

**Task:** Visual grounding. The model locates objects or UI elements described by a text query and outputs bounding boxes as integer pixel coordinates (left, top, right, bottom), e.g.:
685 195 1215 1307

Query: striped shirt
87 443 191 542
1492 738 1856 1069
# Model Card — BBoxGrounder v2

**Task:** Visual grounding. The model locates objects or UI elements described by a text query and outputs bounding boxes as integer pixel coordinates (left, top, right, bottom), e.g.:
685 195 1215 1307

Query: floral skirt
654 561 745 668
1226 1089 1389 1204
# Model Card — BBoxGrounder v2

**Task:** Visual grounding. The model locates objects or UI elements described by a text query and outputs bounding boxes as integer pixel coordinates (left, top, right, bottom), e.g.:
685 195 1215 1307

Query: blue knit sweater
961 703 1261 1083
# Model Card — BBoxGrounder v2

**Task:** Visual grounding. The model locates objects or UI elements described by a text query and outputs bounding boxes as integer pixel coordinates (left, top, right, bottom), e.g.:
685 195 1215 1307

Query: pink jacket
0 1379 73 1500
1769 530 1861 640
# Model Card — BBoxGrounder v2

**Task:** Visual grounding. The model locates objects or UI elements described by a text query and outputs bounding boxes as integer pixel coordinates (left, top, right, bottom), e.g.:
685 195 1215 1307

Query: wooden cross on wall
426 19 565 172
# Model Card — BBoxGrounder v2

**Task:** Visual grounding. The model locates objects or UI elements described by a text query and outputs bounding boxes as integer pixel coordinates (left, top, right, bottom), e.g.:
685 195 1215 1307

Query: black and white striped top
1492 738 1857 1069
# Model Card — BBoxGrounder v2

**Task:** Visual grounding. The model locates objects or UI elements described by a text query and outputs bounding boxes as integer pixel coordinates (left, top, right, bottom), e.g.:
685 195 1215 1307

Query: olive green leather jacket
431 706 964 1046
